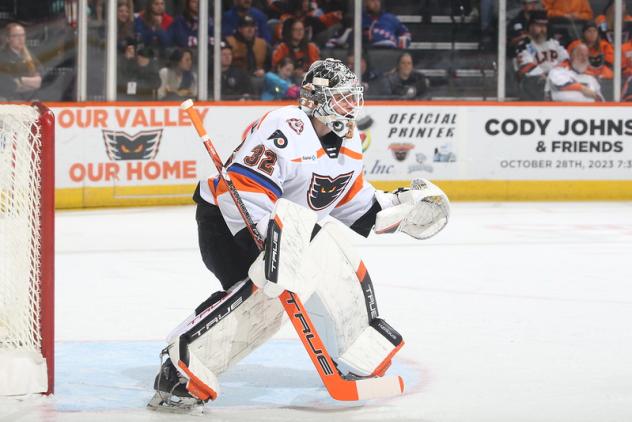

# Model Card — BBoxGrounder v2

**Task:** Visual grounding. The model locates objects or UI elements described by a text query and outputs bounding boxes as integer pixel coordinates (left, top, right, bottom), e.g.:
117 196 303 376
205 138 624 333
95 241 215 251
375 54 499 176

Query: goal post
0 103 55 396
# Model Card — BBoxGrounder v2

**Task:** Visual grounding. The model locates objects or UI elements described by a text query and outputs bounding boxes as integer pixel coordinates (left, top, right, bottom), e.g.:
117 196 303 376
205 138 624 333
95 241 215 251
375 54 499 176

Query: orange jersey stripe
559 82 584 92
256 111 271 129
340 146 363 160
336 172 364 207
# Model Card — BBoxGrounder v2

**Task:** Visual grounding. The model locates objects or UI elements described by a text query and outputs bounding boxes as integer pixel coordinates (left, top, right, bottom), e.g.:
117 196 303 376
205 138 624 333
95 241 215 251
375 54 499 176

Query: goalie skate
146 354 207 414
147 391 205 415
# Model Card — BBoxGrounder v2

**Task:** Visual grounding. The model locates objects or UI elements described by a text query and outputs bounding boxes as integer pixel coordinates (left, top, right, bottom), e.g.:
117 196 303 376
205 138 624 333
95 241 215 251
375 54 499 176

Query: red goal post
0 102 54 395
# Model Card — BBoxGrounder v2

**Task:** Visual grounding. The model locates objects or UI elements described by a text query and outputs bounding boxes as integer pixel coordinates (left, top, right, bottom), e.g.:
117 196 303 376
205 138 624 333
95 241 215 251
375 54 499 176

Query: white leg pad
338 322 403 377
166 279 285 400
301 221 404 377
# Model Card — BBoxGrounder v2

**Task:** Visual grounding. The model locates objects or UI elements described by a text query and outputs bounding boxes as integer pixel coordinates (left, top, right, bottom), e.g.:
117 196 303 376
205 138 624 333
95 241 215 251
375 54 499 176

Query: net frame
0 103 54 395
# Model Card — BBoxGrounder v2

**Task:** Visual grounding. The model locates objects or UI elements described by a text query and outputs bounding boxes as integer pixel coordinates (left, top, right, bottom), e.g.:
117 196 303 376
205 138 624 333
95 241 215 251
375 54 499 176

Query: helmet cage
321 84 364 121
300 58 365 137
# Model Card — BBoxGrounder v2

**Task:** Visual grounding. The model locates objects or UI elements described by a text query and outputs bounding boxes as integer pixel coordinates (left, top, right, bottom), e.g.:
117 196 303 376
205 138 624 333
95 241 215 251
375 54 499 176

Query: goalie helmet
299 58 364 138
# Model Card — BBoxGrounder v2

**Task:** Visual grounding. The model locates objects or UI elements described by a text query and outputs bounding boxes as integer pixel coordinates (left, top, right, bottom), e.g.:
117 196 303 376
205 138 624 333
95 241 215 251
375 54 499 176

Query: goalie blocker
154 200 404 404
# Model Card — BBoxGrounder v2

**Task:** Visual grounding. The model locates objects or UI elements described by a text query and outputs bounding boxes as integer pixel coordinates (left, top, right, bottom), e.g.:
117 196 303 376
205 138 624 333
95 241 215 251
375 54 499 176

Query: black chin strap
319 131 343 158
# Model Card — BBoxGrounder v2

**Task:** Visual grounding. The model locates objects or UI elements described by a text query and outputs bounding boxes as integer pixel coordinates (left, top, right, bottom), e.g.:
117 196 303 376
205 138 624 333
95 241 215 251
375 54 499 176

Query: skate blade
147 392 205 415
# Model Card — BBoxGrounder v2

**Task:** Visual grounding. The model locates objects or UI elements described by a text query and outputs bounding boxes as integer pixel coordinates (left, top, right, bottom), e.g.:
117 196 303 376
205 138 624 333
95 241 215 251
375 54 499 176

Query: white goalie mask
299 58 364 138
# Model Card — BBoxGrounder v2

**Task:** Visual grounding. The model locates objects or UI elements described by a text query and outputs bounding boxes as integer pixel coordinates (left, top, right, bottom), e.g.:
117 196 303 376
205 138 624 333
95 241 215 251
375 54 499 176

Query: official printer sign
472 106 632 180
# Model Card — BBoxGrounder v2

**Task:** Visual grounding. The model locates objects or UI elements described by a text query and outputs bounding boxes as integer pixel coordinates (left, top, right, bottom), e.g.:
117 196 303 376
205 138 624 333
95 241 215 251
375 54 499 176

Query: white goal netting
0 105 48 395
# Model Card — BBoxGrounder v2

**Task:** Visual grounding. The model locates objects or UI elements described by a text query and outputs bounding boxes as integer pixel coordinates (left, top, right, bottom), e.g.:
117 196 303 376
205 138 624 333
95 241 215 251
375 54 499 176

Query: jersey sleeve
515 45 544 76
212 111 293 235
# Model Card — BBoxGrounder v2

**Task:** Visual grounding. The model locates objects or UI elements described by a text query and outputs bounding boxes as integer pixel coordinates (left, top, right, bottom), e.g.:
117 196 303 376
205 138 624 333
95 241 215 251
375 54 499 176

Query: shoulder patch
267 129 288 149
286 118 304 135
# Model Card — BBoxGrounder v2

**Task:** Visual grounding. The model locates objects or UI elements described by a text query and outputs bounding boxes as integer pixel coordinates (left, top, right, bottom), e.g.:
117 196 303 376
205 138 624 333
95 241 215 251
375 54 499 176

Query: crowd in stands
2 0 632 101
510 0 632 101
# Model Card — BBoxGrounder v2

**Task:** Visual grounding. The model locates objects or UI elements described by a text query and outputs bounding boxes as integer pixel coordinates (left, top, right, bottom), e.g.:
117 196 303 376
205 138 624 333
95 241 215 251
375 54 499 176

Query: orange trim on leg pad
177 360 218 401
372 340 405 377
356 261 367 282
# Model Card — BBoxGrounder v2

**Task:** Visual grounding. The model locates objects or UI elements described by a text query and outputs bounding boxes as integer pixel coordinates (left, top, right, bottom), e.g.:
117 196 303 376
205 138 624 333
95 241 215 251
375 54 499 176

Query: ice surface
1 202 632 422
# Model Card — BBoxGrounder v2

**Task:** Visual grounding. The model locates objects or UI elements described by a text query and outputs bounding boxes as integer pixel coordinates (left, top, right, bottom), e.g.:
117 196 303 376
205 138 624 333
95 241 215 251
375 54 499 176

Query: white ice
1 202 632 422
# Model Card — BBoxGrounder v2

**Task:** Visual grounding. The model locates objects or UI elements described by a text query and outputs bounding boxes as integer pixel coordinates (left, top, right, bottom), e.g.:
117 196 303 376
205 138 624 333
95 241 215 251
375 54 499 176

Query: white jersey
547 66 603 102
515 38 569 76
198 106 377 235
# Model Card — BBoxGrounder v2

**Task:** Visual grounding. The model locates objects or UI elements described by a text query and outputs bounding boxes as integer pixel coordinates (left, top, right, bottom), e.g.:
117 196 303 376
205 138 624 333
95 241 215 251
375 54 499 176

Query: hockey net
0 104 54 396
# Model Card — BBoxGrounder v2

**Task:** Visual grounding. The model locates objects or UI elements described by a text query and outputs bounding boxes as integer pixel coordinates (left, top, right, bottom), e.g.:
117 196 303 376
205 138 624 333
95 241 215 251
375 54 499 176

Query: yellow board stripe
371 180 632 201
55 180 632 209
56 184 197 209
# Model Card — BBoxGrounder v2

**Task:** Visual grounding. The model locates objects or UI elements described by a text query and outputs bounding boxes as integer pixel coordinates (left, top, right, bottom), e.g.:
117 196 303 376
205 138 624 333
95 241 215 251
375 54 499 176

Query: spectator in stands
346 52 379 95
362 0 411 49
378 52 429 99
118 46 161 100
226 15 269 78
158 48 197 100
596 0 632 44
567 21 613 80
171 0 214 48
223 0 272 44
261 57 299 100
547 43 603 102
543 0 593 45
0 22 42 100
274 0 343 45
218 42 254 99
117 0 135 52
622 22 632 79
508 0 543 56
543 0 593 21
118 37 137 77
514 10 569 100
622 74 632 101
271 18 320 80
134 0 173 57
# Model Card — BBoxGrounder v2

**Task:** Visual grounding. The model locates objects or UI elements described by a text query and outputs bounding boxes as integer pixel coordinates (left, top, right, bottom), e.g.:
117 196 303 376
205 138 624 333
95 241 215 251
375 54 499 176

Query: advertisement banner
50 102 632 208
359 105 632 181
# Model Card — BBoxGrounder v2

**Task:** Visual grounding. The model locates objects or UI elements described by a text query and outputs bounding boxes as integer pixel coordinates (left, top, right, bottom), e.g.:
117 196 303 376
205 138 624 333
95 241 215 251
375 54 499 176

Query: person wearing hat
567 21 614 80
217 41 255 100
226 15 269 78
507 0 543 56
514 10 569 100
222 0 272 44
118 46 161 100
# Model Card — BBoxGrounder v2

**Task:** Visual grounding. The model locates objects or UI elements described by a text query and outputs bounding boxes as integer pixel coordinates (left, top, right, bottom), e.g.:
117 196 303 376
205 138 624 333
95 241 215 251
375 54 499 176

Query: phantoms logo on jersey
307 171 353 210
102 129 162 160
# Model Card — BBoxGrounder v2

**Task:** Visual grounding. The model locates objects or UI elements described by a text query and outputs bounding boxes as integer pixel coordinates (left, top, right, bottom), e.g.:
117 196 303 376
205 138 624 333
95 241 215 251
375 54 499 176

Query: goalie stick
182 99 404 401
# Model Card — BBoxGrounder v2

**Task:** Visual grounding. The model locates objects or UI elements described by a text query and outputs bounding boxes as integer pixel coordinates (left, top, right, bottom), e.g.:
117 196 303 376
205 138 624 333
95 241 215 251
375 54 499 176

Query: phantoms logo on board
102 129 163 161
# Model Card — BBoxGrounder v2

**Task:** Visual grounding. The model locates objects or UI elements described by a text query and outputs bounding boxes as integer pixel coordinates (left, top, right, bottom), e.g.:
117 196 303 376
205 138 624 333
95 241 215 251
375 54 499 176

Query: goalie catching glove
374 178 450 240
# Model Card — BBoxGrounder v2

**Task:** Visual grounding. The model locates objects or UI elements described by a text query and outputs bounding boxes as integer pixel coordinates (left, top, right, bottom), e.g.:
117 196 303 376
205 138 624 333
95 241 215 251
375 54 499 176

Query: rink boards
46 101 632 208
